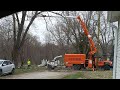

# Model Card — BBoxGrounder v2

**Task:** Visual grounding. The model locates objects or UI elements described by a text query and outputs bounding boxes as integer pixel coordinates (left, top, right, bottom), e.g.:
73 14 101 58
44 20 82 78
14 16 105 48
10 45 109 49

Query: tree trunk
12 47 19 68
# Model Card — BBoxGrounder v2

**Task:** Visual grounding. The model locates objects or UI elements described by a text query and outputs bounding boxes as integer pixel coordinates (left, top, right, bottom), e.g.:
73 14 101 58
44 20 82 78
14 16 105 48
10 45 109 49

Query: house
108 11 120 79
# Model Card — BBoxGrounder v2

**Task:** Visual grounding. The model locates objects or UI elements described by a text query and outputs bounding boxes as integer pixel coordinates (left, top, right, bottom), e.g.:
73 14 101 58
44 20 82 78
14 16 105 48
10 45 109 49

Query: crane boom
39 14 112 71
76 16 97 60
38 15 97 58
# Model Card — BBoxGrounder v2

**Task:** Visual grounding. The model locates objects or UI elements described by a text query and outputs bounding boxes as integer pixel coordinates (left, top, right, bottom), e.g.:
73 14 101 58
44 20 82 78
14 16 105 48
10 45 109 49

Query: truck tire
81 65 86 71
73 65 81 70
104 64 110 70
47 64 52 70
73 65 77 70
47 64 54 70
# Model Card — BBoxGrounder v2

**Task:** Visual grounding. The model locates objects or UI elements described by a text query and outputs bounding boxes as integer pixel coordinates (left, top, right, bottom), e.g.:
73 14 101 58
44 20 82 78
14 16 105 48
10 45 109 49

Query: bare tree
91 11 115 59
12 11 44 67
46 11 95 58
0 16 13 59
0 11 115 67
45 11 115 60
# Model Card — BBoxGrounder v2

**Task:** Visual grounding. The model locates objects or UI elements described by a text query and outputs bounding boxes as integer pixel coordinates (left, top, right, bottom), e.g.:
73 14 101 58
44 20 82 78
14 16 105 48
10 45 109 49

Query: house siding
116 19 120 79
108 11 120 79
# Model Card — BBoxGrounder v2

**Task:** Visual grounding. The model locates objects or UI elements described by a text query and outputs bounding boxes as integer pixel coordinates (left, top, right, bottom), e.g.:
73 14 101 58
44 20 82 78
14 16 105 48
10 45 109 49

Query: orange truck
64 54 86 70
64 54 112 70
64 16 112 71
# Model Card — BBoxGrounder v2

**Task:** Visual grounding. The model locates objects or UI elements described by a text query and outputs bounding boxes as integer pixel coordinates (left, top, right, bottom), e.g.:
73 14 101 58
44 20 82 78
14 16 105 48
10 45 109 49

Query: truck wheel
77 65 81 70
73 65 81 70
73 65 77 70
104 64 110 70
47 64 54 70
47 64 52 70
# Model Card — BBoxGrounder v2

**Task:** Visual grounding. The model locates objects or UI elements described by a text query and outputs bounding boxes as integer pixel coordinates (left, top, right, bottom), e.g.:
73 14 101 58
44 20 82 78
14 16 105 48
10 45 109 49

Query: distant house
108 11 120 79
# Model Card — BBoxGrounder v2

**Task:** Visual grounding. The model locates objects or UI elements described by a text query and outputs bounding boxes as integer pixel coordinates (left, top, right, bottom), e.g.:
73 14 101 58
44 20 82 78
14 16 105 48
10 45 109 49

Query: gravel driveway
0 70 76 79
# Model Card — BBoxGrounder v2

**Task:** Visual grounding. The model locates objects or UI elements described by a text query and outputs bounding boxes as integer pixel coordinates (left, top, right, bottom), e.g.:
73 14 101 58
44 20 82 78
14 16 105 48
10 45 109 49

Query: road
0 70 77 79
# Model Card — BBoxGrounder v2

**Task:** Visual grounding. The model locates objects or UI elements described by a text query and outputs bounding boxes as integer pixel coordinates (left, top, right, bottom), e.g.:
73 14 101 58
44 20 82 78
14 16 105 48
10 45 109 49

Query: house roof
108 11 120 22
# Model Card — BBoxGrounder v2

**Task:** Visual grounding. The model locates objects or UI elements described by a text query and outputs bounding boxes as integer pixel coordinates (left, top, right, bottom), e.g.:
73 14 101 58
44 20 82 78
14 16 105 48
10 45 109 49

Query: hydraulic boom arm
76 16 97 60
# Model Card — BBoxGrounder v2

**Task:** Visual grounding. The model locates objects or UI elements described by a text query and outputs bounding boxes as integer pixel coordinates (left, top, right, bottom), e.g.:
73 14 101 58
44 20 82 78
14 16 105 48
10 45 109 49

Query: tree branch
12 14 16 44
15 13 20 27
20 11 39 47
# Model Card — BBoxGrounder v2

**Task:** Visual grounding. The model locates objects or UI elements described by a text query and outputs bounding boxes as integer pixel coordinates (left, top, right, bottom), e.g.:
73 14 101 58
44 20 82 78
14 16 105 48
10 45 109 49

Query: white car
0 59 15 76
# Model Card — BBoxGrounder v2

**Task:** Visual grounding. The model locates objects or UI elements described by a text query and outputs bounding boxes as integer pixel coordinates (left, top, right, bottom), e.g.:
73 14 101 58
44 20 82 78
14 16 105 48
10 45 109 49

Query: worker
27 59 31 68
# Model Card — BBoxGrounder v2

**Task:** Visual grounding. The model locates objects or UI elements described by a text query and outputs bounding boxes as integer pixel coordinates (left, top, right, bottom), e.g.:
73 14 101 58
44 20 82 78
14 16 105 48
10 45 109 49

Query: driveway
0 70 76 79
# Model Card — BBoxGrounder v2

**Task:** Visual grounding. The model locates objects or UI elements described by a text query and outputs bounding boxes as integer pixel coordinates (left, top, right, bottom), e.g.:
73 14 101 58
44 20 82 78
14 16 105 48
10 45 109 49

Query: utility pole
96 11 101 69
98 11 100 53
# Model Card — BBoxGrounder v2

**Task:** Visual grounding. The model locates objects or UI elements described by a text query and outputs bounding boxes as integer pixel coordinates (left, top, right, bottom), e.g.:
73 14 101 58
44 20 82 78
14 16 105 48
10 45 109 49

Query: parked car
0 59 15 76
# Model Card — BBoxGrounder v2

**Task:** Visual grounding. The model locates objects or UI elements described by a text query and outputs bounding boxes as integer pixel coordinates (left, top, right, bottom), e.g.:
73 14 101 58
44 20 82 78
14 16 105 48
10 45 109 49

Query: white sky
28 11 89 43
1 11 118 44
29 11 118 44
29 11 107 43
29 18 49 44
28 12 59 44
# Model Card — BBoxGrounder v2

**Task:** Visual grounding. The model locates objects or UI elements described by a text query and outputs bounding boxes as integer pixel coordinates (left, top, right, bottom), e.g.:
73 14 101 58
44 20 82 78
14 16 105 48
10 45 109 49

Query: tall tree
12 11 43 67
0 16 13 59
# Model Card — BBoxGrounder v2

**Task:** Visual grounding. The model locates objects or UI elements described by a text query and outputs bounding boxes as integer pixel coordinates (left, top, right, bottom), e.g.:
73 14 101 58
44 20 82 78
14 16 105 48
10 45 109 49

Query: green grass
63 71 84 79
14 65 47 75
62 70 113 79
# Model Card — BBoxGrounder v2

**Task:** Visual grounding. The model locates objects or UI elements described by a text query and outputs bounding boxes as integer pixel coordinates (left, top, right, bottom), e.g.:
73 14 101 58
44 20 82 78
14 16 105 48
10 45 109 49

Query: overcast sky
28 12 59 44
29 11 108 44
28 11 88 43
29 11 118 44
1 11 117 44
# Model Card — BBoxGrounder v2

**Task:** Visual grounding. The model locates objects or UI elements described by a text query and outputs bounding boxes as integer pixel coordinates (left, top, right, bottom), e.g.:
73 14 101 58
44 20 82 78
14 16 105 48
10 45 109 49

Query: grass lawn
62 70 113 79
14 65 47 75
63 71 84 79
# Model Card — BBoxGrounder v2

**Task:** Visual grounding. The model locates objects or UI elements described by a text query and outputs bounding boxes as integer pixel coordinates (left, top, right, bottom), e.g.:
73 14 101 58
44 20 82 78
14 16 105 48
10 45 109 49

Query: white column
113 21 118 79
